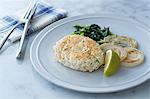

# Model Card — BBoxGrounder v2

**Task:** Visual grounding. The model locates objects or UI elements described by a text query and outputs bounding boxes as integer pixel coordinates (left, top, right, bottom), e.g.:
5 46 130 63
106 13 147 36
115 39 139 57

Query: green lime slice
104 50 121 77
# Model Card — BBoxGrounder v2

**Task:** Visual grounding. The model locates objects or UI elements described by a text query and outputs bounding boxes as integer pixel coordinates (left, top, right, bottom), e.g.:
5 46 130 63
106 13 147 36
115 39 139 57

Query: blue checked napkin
0 2 67 43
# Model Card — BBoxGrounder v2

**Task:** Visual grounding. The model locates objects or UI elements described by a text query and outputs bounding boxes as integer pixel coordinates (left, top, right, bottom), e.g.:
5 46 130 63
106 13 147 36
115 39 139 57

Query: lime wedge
104 50 121 76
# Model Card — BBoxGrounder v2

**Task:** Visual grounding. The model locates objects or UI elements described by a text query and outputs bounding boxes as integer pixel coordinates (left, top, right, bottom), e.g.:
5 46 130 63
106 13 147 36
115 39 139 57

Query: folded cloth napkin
0 1 67 43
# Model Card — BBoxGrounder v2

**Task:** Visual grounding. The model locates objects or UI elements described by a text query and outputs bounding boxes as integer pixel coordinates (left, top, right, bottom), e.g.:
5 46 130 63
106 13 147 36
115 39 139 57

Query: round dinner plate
30 14 150 93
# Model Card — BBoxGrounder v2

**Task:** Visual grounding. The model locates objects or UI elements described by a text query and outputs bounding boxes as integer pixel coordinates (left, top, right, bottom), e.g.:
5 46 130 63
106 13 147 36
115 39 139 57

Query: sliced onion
104 35 138 48
100 43 127 61
122 47 144 67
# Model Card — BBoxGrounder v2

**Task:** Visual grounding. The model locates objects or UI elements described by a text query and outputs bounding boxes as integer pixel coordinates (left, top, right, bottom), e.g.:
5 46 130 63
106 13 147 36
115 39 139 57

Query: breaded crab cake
53 35 104 72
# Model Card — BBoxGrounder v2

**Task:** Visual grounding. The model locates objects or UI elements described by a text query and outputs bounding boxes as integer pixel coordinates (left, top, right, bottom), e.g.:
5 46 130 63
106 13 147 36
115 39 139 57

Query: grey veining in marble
0 0 150 99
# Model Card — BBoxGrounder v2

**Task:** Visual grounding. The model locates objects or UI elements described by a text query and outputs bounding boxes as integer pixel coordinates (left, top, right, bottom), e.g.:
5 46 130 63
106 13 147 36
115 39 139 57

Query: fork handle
0 23 20 50
16 21 29 58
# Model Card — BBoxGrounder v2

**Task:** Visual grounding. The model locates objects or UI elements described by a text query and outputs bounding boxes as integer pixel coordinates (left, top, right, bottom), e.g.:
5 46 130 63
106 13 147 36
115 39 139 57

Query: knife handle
0 23 20 50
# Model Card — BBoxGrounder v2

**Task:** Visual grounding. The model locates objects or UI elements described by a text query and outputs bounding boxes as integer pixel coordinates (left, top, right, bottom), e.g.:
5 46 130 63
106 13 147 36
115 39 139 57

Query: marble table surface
0 0 150 99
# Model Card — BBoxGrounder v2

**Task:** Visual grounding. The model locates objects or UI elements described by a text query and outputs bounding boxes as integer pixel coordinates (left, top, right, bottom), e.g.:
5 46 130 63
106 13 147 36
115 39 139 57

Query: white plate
30 14 150 93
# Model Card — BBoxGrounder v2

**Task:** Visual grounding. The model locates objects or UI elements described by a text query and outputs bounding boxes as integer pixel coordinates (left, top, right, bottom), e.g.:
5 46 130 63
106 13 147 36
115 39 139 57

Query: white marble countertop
0 0 150 99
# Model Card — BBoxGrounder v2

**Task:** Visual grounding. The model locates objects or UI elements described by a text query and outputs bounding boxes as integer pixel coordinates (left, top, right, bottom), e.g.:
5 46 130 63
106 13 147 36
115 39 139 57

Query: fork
16 4 37 58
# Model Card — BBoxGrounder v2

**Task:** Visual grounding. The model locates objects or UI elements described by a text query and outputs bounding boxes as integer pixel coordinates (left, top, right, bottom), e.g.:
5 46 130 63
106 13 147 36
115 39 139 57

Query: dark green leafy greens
73 24 113 43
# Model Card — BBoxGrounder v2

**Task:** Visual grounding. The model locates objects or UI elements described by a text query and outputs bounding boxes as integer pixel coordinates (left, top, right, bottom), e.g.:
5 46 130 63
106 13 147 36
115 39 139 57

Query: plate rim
30 14 150 93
